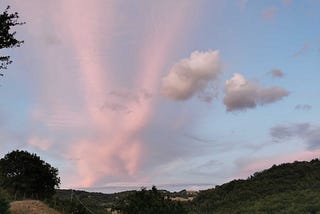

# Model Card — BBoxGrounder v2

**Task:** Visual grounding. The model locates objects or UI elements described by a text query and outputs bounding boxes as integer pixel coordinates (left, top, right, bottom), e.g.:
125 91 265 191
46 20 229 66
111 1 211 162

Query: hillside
10 200 61 214
50 189 195 213
46 159 320 213
191 158 320 213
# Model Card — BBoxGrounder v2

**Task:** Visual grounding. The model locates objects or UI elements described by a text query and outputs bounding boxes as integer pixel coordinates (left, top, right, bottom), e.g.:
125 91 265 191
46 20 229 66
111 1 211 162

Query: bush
0 188 10 214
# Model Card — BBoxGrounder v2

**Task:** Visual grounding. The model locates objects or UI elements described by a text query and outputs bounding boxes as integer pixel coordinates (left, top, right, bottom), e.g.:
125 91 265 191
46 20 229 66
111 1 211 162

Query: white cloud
161 50 222 101
224 73 289 111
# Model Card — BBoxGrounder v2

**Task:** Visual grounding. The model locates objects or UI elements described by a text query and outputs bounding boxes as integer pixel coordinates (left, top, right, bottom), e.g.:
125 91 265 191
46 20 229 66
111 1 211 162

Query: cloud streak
295 104 312 111
269 69 284 78
224 73 289 111
270 123 320 150
9 0 200 188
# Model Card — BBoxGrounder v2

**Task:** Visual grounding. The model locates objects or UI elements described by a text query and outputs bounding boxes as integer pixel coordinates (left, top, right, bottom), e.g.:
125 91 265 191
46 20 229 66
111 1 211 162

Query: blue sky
0 0 320 192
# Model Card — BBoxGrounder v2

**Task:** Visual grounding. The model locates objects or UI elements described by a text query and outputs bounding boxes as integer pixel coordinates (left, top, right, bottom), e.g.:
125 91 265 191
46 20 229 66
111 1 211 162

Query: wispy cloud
269 69 284 78
9 0 200 188
293 42 310 56
270 123 320 150
224 73 289 111
27 137 51 151
295 104 312 111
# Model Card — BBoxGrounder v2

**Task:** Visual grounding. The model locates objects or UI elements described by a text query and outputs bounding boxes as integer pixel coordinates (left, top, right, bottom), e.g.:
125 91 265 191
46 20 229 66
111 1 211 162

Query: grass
10 200 61 214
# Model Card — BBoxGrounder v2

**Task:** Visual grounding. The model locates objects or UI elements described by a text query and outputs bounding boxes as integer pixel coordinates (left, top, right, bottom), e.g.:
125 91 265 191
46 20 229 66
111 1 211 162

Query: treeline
1 150 319 214
49 188 191 214
191 159 320 213
48 159 320 213
41 159 320 213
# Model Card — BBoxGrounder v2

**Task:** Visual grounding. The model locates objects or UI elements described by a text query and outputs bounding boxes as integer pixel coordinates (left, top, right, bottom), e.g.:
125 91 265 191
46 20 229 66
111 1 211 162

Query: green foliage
112 186 187 214
192 159 320 213
46 196 94 214
46 190 115 214
0 188 10 214
53 188 195 213
0 150 60 200
0 6 24 73
235 189 320 214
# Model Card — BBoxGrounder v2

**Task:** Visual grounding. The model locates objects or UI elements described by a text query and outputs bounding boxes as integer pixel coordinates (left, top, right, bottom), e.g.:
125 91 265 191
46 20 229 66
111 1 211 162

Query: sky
1 0 320 193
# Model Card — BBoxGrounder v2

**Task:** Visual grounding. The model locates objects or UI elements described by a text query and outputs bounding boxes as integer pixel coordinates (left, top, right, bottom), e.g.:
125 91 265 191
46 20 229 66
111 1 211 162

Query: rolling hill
191 158 320 213
7 158 320 213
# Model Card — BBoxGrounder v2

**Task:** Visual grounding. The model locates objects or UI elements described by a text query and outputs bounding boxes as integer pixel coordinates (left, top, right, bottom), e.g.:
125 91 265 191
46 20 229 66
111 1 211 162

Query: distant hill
10 200 60 214
191 158 320 213
50 188 195 213
46 159 320 213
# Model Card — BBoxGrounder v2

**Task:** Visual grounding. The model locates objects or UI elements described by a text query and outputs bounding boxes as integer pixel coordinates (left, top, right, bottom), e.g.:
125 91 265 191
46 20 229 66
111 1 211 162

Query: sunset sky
1 0 320 192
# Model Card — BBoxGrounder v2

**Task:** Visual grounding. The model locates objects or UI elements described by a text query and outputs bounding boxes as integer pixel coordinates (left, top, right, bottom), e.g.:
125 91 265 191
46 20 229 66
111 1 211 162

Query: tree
112 186 187 214
0 6 24 75
0 150 60 200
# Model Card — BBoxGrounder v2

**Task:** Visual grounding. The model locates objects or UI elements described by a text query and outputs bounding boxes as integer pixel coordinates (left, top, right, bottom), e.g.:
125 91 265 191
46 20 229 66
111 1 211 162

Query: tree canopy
0 6 24 75
112 186 187 214
0 150 60 200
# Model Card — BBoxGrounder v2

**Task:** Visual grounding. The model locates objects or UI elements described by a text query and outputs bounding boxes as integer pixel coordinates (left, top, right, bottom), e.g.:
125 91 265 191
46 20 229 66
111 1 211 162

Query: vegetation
48 189 135 213
112 186 187 214
46 197 92 214
0 150 60 200
191 159 320 213
45 159 320 214
0 6 24 74
10 200 60 214
0 149 319 214
0 188 10 214
46 188 189 214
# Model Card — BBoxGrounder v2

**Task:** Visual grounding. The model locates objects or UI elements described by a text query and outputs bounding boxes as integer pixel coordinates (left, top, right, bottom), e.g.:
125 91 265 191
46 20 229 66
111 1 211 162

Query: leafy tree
0 6 24 75
0 150 60 200
112 186 187 214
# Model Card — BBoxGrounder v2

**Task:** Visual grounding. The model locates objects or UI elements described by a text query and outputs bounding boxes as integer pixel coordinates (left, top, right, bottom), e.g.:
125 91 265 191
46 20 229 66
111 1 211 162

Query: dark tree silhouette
0 150 60 200
112 186 187 214
0 6 24 75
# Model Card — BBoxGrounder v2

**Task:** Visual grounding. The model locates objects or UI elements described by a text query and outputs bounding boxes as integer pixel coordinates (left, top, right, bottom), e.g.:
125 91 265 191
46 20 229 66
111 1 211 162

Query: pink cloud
10 0 199 188
28 137 51 151
8 0 215 189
